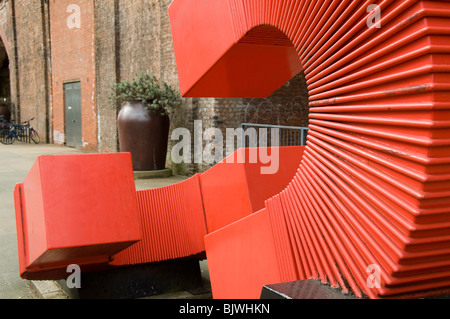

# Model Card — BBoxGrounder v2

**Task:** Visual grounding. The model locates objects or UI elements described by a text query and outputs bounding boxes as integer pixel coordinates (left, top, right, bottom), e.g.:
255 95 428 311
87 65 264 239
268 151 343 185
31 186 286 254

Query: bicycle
22 118 40 144
0 117 40 145
0 123 19 145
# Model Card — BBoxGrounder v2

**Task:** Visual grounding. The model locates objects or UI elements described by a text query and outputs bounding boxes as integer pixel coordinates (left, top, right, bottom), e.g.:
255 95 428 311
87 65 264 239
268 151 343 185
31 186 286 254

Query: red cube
15 153 141 280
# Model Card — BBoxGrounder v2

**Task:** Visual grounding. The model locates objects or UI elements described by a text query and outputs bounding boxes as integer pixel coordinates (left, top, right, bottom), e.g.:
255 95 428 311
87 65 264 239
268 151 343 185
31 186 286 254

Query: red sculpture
168 0 450 299
14 0 450 300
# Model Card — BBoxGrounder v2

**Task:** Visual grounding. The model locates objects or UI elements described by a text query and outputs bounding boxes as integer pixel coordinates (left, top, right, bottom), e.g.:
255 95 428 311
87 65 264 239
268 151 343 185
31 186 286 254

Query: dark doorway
0 38 11 122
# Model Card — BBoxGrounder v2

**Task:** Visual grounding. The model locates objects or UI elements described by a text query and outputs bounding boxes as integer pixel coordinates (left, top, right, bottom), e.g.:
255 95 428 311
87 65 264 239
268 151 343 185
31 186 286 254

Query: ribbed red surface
110 174 207 266
169 0 450 298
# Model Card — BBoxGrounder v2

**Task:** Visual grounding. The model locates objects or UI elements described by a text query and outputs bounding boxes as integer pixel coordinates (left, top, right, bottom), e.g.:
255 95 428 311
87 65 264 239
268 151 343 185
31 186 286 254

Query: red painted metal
110 174 207 266
169 0 450 299
12 0 450 299
200 146 305 233
14 153 142 280
14 146 301 281
168 1 302 98
204 208 282 299
109 146 304 296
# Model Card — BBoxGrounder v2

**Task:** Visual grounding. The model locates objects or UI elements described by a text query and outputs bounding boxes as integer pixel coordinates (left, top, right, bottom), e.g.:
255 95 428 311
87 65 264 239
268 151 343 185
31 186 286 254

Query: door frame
63 80 82 149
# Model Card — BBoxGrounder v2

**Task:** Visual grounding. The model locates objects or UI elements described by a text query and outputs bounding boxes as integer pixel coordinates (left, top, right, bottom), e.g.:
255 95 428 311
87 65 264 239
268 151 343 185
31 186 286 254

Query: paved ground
0 142 208 299
0 143 84 298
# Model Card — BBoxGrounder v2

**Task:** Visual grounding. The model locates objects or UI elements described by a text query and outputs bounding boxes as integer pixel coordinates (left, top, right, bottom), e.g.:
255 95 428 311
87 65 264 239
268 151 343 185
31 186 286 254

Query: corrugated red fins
110 174 207 266
14 147 304 288
168 0 450 299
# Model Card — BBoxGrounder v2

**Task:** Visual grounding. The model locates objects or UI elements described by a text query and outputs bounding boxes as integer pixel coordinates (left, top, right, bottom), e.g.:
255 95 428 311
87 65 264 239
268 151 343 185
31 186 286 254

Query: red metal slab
200 149 251 234
204 208 282 299
200 147 305 233
168 1 302 97
244 146 306 213
183 42 302 98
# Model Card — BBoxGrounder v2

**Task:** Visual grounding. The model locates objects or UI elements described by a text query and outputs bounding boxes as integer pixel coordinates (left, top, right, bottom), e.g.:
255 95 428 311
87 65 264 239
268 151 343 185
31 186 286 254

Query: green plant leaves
111 73 182 116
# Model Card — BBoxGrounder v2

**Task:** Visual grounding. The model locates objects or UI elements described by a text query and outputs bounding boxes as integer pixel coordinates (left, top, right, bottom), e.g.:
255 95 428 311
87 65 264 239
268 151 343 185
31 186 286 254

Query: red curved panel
111 147 305 265
110 174 207 266
200 146 305 233
169 0 450 298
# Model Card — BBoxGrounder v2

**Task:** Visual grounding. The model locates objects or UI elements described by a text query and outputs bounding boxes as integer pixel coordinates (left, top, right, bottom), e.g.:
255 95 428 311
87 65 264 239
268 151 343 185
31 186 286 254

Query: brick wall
117 0 161 81
94 0 119 153
49 0 97 150
243 72 310 127
12 0 51 141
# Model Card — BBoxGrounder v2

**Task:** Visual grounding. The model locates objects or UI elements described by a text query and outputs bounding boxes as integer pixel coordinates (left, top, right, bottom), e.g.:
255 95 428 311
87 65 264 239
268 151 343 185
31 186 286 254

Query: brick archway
169 0 450 298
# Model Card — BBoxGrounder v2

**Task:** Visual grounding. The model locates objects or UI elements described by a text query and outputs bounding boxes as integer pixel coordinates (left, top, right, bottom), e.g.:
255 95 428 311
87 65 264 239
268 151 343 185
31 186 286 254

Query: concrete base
56 257 208 299
134 168 173 180
30 280 69 299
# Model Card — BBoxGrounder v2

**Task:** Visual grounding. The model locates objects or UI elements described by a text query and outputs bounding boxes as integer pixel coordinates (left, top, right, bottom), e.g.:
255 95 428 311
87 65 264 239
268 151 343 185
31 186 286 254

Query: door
64 82 82 149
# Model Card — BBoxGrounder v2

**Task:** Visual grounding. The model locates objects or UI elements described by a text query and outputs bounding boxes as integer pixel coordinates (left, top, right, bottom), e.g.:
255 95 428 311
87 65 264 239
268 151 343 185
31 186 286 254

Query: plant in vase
111 73 182 171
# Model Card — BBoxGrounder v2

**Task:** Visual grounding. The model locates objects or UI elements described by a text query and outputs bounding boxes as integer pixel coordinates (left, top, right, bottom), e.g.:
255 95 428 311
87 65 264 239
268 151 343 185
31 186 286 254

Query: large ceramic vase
118 101 170 171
